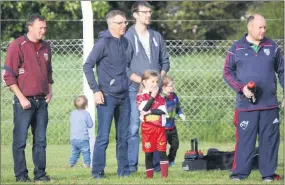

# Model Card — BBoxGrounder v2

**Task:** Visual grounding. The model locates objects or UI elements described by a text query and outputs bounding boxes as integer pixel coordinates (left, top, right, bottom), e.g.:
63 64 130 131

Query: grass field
1 142 284 184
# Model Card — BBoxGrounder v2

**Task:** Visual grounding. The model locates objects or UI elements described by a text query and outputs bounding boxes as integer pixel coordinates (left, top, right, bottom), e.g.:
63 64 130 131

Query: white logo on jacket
110 79 115 86
240 121 249 130
264 48 270 56
273 118 279 124
44 53 49 61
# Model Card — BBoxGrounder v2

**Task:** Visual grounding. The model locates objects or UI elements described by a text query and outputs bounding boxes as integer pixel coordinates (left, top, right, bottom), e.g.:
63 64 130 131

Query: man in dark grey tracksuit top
125 1 170 173
223 14 284 182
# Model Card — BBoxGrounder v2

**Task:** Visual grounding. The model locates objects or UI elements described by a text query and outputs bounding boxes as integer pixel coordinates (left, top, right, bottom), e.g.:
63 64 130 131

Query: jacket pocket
108 75 128 94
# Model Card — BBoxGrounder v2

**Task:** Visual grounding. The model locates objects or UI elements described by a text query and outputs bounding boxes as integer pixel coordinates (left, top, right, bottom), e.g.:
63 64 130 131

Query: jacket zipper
33 43 43 73
33 42 48 92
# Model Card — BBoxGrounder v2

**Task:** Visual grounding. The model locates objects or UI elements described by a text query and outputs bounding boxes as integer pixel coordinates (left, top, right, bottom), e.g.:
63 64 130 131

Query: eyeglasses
112 21 129 26
136 11 153 14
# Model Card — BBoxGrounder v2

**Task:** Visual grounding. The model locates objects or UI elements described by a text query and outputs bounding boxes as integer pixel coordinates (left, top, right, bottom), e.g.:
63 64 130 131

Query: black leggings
145 151 167 169
165 127 179 162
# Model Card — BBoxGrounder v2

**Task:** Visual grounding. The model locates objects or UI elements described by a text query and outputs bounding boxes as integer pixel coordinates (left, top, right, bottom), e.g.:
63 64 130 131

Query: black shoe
34 175 51 182
93 171 105 179
16 175 31 182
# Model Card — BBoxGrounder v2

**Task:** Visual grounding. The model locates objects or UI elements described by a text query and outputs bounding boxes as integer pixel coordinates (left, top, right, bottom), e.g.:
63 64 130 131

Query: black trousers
165 127 179 162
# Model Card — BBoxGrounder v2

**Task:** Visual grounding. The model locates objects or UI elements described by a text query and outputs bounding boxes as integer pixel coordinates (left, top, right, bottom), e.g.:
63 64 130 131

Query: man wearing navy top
83 10 130 179
223 14 284 182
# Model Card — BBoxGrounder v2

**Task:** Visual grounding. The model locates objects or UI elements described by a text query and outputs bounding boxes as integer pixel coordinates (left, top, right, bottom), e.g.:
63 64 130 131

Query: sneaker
154 167 161 172
70 164 75 168
16 175 31 182
263 174 281 182
129 166 138 174
273 174 281 180
34 175 51 182
154 169 161 172
230 177 241 181
93 171 105 179
169 161 176 167
263 178 273 182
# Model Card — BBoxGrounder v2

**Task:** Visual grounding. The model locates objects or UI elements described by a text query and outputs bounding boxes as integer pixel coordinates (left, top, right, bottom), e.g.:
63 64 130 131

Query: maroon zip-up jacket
3 34 54 96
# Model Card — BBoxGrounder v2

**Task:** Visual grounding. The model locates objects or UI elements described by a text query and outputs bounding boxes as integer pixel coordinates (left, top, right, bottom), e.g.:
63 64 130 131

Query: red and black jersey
136 89 168 127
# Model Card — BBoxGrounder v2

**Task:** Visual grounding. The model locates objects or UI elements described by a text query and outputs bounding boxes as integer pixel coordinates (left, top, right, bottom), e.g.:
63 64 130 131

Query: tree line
1 1 283 41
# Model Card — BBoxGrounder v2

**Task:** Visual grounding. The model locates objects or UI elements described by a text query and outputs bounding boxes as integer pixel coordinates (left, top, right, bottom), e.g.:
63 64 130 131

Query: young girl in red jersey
136 70 169 179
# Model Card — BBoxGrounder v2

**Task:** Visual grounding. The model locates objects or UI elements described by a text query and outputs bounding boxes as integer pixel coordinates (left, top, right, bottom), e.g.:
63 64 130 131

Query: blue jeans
69 139 90 166
12 96 48 179
127 91 160 172
127 91 140 172
92 94 130 177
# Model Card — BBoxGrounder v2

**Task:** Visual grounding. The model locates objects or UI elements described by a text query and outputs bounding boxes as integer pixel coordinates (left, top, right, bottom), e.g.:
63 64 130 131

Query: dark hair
74 95 88 110
247 14 266 25
26 14 46 29
106 10 126 23
131 1 152 14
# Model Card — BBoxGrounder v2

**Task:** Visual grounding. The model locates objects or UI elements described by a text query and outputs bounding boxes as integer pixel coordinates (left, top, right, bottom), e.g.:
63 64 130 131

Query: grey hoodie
125 25 170 91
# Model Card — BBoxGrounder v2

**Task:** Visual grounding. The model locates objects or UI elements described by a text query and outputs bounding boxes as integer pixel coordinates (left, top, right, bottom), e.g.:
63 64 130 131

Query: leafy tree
1 1 282 41
155 1 254 40
1 1 109 41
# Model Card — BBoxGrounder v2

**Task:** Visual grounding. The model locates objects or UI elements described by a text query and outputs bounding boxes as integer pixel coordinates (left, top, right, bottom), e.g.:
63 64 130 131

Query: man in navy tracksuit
83 10 130 179
223 14 284 182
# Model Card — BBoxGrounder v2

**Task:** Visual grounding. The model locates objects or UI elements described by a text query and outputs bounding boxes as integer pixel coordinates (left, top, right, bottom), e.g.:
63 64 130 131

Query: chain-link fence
1 39 284 144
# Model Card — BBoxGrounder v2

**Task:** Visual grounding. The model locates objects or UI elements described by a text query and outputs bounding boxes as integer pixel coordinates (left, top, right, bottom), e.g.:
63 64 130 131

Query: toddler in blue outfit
69 95 93 167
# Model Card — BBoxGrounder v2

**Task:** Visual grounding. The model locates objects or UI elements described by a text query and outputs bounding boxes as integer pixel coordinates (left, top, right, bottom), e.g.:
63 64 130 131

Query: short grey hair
106 10 126 26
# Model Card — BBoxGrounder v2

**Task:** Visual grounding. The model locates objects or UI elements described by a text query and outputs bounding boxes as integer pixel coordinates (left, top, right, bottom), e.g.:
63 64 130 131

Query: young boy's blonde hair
73 95 88 110
162 75 174 87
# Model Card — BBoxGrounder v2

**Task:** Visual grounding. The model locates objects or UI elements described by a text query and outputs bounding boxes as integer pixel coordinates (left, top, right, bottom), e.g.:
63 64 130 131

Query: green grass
1 142 284 184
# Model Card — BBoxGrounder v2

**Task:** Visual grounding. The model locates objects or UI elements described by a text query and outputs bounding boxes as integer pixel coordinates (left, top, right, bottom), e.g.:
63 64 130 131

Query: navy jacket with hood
223 34 284 111
83 30 129 99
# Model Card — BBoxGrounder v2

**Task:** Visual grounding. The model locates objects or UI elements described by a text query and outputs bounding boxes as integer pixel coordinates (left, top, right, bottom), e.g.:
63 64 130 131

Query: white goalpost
81 1 96 164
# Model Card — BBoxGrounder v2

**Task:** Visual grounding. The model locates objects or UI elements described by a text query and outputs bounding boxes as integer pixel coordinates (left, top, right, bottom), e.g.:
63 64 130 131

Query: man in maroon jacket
3 14 53 182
